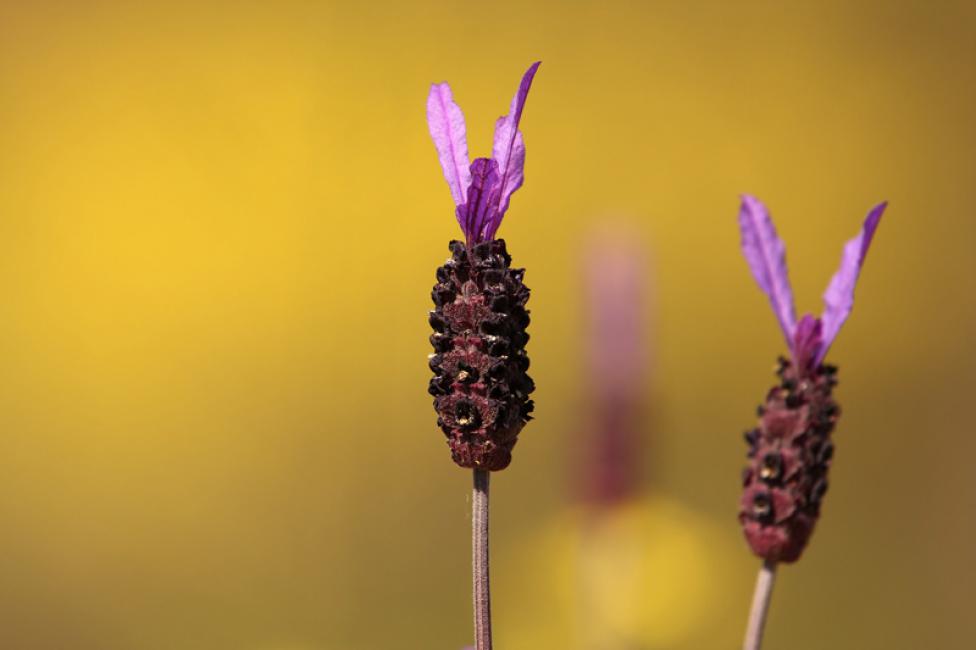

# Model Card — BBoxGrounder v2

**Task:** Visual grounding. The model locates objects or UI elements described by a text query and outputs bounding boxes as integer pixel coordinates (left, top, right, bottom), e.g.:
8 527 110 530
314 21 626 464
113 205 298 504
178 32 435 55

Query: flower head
736 196 886 563
426 65 540 472
427 62 541 247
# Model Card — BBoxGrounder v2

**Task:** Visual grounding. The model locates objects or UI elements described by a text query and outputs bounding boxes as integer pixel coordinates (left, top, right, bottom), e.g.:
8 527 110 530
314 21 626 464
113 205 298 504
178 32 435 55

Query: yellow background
1 1 974 648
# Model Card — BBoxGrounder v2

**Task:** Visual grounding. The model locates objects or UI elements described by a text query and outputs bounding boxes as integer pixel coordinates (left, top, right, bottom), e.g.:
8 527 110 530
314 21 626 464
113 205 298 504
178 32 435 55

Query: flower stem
743 560 777 650
472 468 492 650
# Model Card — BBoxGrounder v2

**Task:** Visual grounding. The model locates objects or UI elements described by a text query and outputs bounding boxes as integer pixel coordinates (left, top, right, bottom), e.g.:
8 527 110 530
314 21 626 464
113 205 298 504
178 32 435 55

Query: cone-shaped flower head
426 63 540 471
737 195 886 562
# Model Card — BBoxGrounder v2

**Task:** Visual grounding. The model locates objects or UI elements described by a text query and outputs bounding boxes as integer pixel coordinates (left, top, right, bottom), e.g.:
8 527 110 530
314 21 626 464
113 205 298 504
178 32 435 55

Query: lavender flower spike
426 63 540 472
426 64 542 650
428 62 540 247
737 196 887 564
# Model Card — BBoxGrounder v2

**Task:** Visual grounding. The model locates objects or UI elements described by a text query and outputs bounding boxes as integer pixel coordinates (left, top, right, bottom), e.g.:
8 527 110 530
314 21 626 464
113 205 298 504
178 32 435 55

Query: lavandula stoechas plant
579 231 648 506
426 62 540 650
736 195 886 650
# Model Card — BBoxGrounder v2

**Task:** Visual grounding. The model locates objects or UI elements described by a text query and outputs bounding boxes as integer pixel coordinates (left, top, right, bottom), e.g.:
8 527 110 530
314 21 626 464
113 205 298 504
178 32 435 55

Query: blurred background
0 1 974 648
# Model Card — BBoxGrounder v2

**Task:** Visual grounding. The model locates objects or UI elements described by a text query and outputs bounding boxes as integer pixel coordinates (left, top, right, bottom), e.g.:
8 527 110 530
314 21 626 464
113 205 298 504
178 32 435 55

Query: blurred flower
577 228 650 505
494 225 744 650
425 64 540 471
736 195 886 562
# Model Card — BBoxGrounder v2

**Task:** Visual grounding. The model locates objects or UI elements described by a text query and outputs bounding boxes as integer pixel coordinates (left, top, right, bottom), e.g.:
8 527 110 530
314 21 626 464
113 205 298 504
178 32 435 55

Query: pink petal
816 202 886 364
427 82 472 207
738 195 798 348
491 62 540 216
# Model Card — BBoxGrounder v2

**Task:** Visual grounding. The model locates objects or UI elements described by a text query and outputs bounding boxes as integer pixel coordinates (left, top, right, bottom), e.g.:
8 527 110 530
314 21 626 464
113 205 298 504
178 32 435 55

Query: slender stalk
743 560 777 650
472 469 492 650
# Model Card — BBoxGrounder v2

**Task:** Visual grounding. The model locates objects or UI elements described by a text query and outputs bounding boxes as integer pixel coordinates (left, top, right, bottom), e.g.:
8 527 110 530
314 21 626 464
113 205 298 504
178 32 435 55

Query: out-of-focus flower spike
816 202 887 365
737 196 887 650
738 195 798 349
427 82 472 208
491 62 540 218
736 197 888 563
578 227 650 505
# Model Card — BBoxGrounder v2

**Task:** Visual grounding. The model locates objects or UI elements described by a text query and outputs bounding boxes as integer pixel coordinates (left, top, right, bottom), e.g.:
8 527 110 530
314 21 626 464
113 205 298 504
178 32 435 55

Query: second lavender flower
737 195 886 563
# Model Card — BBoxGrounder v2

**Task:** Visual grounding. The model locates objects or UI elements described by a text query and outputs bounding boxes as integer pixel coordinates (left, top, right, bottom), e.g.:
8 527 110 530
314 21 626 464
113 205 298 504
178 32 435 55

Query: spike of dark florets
739 358 840 563
428 239 534 471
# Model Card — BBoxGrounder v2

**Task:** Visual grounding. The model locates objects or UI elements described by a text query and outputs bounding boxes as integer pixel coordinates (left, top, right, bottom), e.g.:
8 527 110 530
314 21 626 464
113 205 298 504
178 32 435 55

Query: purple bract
738 195 886 369
427 62 541 246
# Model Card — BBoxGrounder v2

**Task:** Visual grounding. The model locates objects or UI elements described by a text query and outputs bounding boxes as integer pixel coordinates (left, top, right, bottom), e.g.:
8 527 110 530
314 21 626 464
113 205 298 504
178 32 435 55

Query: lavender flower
578 229 649 505
737 195 886 564
426 63 539 472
